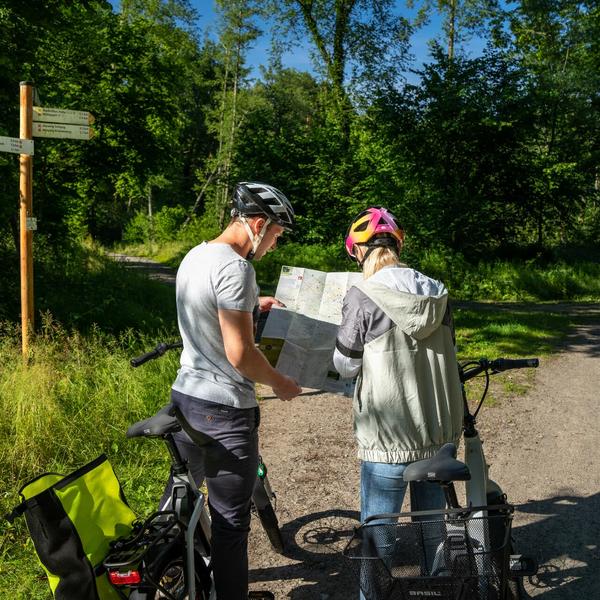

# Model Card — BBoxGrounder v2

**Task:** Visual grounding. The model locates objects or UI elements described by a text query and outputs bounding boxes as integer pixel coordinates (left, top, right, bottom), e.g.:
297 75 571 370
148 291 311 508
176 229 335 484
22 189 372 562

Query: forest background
2 0 600 315
1 1 600 596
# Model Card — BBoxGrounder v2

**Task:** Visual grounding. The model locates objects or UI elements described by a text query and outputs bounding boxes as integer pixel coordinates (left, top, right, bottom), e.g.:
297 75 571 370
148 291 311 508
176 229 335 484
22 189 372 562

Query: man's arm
218 308 301 400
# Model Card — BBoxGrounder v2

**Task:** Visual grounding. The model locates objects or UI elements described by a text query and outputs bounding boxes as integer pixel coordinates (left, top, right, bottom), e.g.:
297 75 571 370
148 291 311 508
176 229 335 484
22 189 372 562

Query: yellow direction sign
33 106 95 126
0 135 34 155
33 122 94 140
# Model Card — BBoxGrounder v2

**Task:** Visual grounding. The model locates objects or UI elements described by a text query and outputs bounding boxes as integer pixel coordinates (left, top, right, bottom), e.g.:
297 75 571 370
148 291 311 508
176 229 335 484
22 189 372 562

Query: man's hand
272 375 302 401
259 296 286 312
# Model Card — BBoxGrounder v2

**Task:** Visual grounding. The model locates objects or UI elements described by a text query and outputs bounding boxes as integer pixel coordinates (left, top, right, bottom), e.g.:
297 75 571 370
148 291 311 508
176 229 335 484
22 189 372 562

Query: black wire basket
343 504 514 600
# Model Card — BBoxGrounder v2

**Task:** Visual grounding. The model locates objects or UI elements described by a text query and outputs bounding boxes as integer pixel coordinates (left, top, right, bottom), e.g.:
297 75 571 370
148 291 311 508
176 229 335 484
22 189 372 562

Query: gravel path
114 254 600 598
248 317 600 600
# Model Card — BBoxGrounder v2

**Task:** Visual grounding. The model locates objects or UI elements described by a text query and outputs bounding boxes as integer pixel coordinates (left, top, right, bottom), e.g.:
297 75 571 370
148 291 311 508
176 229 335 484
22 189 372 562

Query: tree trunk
448 0 457 60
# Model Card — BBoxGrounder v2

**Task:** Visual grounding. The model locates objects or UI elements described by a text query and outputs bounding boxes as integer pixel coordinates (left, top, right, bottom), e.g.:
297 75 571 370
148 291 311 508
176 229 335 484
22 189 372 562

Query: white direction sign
0 135 34 155
33 106 95 126
33 122 94 140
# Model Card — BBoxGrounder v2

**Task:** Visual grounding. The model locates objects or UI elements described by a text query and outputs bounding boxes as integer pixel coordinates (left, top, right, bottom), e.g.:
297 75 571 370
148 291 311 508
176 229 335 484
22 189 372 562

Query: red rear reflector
108 569 141 585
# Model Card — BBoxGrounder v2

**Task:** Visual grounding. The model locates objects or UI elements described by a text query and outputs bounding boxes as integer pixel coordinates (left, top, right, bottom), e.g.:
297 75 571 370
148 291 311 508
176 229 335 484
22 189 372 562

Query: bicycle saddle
126 404 181 438
403 443 471 483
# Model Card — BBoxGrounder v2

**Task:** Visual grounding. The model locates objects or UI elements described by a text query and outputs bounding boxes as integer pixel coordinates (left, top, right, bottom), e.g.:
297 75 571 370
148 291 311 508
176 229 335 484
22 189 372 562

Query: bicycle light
108 569 142 585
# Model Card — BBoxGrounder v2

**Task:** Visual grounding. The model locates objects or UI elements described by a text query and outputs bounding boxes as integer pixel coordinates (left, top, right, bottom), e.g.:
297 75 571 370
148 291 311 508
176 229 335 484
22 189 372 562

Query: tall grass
0 323 178 599
0 319 177 508
0 243 180 598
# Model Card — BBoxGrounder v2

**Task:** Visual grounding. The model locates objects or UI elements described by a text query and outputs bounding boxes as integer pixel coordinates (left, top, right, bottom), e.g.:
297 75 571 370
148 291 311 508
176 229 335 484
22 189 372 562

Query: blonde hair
361 246 402 279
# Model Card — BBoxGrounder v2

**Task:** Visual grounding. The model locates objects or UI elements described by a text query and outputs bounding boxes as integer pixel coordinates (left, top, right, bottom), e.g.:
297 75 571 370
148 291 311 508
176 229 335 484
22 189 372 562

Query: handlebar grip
492 358 539 371
130 350 159 368
130 343 169 368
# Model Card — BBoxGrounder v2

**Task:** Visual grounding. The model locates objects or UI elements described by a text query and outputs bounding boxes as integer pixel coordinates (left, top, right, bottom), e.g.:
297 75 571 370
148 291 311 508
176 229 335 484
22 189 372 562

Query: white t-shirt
172 242 259 408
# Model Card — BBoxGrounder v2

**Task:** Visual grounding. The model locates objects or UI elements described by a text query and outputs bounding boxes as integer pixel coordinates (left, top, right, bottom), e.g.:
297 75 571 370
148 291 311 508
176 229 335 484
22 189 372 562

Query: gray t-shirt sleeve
335 286 367 358
214 259 258 312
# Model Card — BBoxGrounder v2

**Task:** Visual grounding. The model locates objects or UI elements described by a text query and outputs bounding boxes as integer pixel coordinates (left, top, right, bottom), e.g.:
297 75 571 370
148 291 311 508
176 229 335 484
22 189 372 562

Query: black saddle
126 403 213 448
403 443 471 483
127 404 180 438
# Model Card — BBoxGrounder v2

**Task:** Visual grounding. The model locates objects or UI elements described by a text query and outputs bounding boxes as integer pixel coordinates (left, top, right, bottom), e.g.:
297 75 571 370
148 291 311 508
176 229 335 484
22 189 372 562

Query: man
164 182 302 599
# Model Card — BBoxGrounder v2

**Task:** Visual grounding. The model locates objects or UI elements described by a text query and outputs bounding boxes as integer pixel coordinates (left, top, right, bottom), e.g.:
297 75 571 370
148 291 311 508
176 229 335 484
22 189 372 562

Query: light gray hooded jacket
334 266 463 463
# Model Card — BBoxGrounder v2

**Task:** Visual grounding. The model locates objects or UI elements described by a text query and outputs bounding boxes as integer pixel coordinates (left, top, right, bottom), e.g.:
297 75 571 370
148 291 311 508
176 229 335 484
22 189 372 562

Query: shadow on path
250 509 360 599
514 493 600 598
454 300 600 318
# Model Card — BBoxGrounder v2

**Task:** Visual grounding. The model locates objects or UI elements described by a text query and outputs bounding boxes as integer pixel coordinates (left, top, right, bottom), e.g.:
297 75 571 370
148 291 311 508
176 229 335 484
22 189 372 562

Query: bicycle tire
506 574 525 600
147 543 212 600
256 502 285 554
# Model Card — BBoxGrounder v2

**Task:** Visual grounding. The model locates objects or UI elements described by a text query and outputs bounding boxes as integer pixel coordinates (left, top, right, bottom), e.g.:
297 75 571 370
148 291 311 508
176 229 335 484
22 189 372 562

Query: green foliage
2 0 600 327
122 211 150 244
123 206 188 244
414 246 600 302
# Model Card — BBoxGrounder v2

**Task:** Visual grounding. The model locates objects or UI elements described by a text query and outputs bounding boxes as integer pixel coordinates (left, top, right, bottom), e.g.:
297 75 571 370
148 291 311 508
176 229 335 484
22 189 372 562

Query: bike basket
343 505 514 600
5 454 137 600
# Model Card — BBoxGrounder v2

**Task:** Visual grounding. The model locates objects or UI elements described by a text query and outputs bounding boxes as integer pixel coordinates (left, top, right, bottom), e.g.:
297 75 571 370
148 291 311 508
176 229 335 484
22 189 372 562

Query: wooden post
20 81 34 359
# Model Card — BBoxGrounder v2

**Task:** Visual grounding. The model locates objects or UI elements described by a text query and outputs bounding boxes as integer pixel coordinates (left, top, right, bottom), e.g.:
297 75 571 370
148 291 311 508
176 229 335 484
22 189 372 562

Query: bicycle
344 357 540 600
102 342 283 600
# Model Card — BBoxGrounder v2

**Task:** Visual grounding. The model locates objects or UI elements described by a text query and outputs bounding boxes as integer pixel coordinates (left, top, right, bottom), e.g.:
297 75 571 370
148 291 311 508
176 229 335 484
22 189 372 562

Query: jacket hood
357 279 448 340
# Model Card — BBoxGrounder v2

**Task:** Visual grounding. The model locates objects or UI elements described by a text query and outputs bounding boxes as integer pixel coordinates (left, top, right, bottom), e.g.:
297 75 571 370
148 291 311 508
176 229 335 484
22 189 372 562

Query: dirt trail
115 255 600 599
248 317 600 600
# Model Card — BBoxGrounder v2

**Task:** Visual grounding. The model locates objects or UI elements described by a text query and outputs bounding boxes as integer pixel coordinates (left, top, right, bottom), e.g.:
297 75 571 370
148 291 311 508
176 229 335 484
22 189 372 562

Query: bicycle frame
107 341 283 600
344 357 539 600
104 418 215 600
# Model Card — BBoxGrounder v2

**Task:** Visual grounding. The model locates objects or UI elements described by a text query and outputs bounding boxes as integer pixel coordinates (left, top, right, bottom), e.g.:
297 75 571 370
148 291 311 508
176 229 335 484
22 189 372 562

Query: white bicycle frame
427 360 530 597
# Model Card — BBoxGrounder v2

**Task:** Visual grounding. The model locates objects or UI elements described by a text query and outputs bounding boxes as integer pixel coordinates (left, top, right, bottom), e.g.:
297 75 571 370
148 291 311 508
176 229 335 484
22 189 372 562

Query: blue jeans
359 461 446 600
360 461 445 520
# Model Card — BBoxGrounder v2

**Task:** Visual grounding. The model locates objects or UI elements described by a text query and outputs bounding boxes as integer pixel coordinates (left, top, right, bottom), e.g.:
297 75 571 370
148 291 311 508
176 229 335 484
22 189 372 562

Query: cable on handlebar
460 357 539 420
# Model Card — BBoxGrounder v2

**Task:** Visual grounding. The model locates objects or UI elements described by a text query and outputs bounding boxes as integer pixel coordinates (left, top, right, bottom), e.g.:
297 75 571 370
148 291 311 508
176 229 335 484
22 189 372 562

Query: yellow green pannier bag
6 454 137 600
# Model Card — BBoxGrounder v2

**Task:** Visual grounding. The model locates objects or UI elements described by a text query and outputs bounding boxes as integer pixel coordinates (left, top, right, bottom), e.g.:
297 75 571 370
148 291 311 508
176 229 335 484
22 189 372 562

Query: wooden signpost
19 82 34 360
5 81 95 359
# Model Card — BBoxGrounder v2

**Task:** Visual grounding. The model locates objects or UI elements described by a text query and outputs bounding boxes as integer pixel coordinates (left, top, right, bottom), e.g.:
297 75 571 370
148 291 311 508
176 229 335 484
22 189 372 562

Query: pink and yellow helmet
345 207 404 259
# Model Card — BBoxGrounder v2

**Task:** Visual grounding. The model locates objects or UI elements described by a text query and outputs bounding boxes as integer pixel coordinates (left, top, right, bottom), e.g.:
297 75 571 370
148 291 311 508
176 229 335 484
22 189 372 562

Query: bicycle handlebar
491 357 539 371
130 342 183 368
460 357 539 383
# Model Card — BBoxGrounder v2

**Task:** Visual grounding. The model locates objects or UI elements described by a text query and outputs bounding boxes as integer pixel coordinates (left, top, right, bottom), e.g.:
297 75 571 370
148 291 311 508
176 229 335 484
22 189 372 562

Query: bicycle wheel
255 501 285 554
506 574 525 600
147 543 212 600
252 473 285 554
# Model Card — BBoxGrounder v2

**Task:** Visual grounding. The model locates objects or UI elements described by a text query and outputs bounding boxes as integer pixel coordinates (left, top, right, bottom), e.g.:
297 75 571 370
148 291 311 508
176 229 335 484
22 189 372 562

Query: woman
334 207 463 586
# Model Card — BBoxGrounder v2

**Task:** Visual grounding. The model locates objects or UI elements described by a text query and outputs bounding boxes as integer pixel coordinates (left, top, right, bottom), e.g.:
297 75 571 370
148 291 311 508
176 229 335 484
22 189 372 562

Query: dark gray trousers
162 389 259 600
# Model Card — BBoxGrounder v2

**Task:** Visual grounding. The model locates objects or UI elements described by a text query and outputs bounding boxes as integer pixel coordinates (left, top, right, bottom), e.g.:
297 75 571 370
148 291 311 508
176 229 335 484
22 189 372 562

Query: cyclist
333 207 463 592
162 182 302 600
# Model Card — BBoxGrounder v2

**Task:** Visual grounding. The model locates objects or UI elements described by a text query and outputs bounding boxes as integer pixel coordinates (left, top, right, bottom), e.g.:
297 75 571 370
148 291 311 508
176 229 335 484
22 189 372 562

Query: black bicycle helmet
232 182 295 231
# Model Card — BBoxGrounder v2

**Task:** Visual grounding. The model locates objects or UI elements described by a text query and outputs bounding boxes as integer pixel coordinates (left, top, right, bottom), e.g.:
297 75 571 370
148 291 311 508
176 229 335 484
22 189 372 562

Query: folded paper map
258 266 362 395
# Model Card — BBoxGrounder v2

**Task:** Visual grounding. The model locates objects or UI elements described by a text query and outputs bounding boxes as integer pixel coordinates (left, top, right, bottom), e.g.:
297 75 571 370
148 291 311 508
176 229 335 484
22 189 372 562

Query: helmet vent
354 221 369 232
